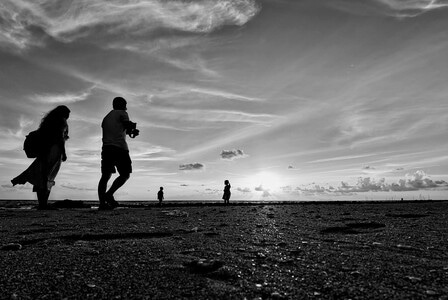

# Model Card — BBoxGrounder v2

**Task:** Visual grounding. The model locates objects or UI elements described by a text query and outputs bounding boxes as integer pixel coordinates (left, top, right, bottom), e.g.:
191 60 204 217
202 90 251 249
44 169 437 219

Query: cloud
189 88 262 102
325 0 448 18
308 153 381 164
220 149 247 160
254 185 264 192
29 90 92 104
376 0 448 16
0 0 261 50
236 187 251 193
297 170 448 195
254 185 271 197
60 184 96 191
179 163 204 171
262 190 271 197
150 107 276 126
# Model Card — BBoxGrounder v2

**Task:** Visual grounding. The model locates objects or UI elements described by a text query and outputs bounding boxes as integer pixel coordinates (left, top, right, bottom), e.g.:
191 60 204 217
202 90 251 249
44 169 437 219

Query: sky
1 0 448 201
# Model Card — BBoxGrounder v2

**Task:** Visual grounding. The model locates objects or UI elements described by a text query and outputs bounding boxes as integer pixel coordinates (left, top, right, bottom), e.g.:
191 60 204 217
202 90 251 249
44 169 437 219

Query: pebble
289 249 302 256
406 276 422 282
396 244 416 250
1 243 22 251
185 259 224 274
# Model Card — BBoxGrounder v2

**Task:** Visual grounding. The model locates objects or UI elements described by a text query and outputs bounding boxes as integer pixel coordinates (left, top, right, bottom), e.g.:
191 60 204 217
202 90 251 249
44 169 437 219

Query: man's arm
120 112 139 138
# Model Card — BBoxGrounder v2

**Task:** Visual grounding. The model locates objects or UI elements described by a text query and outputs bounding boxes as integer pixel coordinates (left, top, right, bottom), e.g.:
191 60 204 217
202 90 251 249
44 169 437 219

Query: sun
251 171 283 191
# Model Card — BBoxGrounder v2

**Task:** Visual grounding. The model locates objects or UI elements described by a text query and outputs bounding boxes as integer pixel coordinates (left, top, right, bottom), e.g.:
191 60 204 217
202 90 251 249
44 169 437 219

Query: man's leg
106 173 130 197
98 173 112 204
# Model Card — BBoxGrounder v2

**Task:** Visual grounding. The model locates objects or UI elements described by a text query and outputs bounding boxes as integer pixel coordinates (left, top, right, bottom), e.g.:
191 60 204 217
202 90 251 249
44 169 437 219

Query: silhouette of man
98 97 139 210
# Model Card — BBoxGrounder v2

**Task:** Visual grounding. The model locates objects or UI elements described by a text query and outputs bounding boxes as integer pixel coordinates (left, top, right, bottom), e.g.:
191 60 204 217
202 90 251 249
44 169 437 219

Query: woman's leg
36 189 50 209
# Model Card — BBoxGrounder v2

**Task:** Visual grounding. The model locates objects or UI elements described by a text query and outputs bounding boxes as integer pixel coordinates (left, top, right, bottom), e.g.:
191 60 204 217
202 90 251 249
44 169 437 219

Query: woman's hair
224 180 229 185
39 105 70 134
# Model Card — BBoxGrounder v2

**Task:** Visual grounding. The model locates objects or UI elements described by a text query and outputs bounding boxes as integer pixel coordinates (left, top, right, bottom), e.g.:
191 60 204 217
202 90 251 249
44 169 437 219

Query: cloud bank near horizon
293 170 448 196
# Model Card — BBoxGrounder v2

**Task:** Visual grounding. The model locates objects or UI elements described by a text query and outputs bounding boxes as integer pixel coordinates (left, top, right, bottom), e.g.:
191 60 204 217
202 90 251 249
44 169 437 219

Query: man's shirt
101 110 130 151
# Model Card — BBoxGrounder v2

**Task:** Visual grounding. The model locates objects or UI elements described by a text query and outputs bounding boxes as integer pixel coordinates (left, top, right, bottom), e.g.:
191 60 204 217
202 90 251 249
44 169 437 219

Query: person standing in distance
223 180 231 204
157 187 164 206
98 97 139 210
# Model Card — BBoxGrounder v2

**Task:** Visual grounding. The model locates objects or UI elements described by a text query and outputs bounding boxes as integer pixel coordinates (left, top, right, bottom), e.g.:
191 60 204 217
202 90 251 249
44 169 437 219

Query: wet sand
1 200 447 299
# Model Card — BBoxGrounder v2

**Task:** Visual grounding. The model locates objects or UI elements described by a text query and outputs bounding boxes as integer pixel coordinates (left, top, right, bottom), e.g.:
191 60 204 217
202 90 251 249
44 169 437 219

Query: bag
23 130 42 158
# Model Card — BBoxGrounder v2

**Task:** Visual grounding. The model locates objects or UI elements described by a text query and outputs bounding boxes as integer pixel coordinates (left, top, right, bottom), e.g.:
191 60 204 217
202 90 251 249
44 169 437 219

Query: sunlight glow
251 171 283 191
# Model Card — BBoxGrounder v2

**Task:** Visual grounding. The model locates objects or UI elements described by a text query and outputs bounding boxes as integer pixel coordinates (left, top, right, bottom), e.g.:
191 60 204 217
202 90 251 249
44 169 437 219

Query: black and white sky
1 0 448 200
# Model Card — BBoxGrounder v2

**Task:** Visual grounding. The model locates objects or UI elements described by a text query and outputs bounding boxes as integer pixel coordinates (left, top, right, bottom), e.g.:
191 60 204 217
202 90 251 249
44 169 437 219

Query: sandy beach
1 200 447 299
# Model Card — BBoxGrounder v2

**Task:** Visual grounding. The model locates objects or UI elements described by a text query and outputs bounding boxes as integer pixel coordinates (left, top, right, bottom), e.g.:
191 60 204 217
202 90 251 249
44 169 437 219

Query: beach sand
1 200 447 299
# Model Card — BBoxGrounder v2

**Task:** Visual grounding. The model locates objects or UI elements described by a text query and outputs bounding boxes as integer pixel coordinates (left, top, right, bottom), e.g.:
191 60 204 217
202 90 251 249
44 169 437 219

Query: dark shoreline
1 199 447 208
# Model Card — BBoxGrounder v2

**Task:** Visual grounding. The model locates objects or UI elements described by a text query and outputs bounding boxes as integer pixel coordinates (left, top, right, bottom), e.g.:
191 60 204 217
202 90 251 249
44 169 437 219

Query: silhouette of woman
222 180 231 204
11 106 70 209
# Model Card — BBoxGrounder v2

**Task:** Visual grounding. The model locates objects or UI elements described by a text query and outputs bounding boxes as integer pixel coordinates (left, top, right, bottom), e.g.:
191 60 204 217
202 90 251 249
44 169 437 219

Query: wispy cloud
60 183 96 191
149 107 276 125
308 153 383 164
376 0 448 17
29 89 92 104
325 0 448 18
189 88 263 102
132 144 177 162
0 0 260 49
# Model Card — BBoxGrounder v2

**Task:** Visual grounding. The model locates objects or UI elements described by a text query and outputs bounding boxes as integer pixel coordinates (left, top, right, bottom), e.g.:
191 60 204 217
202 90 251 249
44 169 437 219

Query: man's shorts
101 145 132 175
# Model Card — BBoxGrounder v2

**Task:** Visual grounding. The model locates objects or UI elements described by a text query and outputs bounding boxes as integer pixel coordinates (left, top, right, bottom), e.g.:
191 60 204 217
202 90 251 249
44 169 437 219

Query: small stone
406 276 422 282
1 243 22 251
426 290 437 296
290 249 302 256
185 259 224 274
208 266 236 280
396 244 414 250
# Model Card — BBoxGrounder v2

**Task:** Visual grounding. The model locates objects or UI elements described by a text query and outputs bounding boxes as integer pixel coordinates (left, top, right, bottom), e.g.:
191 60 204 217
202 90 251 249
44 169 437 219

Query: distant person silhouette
11 106 70 209
222 180 231 204
97 97 139 210
158 187 164 206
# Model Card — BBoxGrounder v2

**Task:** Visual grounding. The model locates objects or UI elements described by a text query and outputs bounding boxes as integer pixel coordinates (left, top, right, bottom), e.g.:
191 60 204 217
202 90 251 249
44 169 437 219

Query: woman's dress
12 123 68 192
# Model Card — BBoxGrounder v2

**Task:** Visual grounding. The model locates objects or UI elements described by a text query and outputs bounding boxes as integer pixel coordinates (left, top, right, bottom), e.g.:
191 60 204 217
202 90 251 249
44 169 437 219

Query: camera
126 122 140 138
